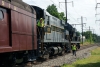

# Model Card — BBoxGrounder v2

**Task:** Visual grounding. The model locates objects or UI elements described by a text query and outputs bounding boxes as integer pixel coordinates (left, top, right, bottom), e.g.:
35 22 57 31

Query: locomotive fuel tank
50 47 58 55
58 47 62 54
50 47 62 55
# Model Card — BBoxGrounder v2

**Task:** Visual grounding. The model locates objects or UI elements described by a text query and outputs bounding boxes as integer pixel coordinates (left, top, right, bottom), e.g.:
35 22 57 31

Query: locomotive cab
31 6 51 39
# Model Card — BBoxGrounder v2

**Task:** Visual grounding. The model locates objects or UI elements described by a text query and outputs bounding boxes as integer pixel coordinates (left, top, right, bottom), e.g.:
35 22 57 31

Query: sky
23 0 100 35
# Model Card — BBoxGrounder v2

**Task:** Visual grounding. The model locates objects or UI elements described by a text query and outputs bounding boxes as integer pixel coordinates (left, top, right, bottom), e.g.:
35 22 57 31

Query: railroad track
79 44 95 50
12 44 99 67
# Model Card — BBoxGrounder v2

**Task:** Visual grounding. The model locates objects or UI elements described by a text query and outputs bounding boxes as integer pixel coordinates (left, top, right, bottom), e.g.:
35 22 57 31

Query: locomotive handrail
37 26 44 52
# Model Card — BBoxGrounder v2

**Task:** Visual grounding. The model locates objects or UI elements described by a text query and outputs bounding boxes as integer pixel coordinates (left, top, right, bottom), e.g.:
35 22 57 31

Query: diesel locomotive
0 0 80 66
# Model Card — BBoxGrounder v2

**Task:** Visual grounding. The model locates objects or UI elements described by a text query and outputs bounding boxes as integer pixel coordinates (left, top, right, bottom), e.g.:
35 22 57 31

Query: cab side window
51 25 55 31
56 27 59 32
0 10 4 20
47 16 50 25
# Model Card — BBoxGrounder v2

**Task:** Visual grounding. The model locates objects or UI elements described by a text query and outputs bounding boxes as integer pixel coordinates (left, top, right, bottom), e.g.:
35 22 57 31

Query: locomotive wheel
15 58 24 64
43 53 49 60
15 53 24 65
0 54 15 67
42 50 49 60
60 47 65 55
61 50 65 55
41 48 50 60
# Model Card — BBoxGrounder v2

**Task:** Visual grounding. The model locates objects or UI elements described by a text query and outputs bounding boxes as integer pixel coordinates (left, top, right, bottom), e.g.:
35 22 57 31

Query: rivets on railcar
2 1 4 6
9 4 10 8
14 6 16 10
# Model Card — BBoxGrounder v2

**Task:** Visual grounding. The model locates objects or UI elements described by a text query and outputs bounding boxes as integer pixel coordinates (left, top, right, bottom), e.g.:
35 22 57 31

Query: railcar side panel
11 10 19 51
11 10 33 51
27 36 32 50
26 17 33 50
0 7 12 53
33 18 37 50
19 35 27 50
0 2 37 52
11 10 19 33
0 8 9 47
18 13 27 50
27 17 32 35
12 34 19 51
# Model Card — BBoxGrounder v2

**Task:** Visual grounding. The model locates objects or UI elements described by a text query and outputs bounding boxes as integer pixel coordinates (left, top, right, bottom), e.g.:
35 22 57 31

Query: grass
80 39 94 46
61 47 100 67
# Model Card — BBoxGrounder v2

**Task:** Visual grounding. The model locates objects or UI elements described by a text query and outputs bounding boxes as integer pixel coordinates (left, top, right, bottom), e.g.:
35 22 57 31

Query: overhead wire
59 0 96 33
57 0 83 24
69 1 90 30
56 0 87 26
57 0 88 30
51 0 81 24
69 5 81 17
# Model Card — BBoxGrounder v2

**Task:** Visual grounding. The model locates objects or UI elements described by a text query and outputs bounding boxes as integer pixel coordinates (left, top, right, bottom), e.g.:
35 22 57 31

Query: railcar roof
3 0 34 13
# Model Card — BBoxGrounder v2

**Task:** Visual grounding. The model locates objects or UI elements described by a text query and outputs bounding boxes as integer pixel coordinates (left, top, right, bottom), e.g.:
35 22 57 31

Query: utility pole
95 13 100 23
89 26 91 44
95 3 100 23
89 27 95 44
77 16 87 45
81 16 83 45
91 29 94 43
65 0 67 24
92 29 94 41
59 0 73 24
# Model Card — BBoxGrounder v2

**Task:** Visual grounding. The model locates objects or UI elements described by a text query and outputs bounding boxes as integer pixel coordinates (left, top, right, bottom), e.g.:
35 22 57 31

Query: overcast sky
23 0 100 35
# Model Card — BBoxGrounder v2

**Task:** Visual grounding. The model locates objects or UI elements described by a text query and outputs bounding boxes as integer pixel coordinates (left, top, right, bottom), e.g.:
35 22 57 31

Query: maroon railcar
0 0 38 65
0 0 37 53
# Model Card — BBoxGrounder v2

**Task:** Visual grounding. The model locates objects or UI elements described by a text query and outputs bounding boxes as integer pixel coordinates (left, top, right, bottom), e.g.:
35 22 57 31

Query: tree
83 31 92 39
76 31 80 36
46 4 59 18
59 12 66 20
46 4 66 21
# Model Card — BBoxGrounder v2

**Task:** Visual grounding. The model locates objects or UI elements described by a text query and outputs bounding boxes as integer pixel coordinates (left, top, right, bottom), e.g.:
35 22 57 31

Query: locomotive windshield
0 10 4 20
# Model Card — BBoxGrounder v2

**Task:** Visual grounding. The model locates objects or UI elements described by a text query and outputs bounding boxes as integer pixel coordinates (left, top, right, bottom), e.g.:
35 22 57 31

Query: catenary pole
65 0 67 23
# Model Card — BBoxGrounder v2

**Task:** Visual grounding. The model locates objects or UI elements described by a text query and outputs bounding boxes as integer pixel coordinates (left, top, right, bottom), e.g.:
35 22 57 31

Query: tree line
83 31 100 43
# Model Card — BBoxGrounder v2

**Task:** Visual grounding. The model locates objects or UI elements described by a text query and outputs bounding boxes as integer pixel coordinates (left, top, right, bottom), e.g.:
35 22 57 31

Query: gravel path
32 45 98 67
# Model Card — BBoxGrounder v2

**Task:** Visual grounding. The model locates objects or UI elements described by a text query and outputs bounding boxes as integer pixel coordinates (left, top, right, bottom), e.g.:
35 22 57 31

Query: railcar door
0 7 10 47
